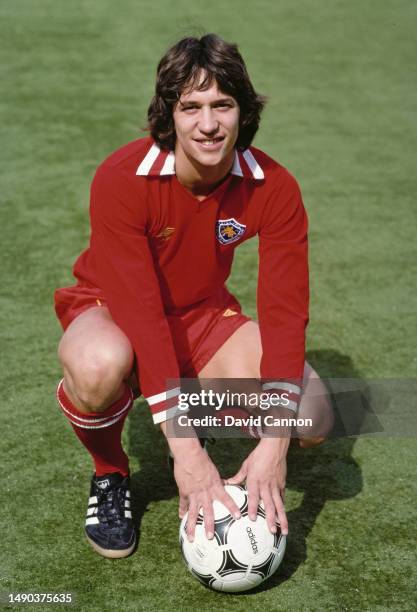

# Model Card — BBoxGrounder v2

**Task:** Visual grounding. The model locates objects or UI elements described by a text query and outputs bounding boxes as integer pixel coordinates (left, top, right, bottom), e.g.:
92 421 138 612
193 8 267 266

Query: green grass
1 1 416 610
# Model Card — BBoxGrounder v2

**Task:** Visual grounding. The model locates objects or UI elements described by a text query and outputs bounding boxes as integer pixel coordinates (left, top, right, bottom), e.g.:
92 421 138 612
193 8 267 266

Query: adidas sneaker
85 472 136 558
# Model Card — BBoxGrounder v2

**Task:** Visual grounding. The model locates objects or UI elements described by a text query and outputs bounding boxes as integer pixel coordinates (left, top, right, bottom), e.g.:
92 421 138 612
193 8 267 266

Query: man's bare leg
195 320 332 534
58 306 134 414
56 306 136 558
198 320 332 446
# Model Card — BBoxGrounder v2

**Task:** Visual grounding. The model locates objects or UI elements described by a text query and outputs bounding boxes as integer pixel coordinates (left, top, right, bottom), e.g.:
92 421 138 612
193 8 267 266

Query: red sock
56 379 133 477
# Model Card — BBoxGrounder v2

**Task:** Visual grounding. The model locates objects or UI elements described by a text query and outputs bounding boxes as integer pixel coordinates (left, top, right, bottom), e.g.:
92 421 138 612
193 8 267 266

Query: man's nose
198 107 219 135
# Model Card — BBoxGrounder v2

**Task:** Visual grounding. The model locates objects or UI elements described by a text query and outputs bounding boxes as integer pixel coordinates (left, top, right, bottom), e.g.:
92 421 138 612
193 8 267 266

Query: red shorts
54 283 251 377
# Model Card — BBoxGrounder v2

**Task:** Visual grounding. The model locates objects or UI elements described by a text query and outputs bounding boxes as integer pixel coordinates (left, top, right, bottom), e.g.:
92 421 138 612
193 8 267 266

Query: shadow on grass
127 401 178 546
250 349 366 594
127 349 365 591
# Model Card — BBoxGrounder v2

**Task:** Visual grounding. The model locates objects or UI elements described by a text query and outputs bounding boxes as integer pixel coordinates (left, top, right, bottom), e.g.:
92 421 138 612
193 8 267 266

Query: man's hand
173 444 241 542
160 420 242 542
225 437 290 535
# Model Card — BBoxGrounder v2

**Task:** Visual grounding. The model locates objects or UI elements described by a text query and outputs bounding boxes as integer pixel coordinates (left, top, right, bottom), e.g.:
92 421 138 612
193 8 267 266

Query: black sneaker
85 472 136 558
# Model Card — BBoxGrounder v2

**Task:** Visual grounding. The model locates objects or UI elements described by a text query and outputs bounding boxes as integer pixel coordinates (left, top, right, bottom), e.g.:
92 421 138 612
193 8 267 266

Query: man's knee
296 364 334 447
59 344 132 412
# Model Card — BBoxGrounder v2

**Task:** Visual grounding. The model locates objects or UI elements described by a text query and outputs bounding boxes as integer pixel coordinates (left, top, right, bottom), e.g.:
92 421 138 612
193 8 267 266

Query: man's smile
193 136 225 150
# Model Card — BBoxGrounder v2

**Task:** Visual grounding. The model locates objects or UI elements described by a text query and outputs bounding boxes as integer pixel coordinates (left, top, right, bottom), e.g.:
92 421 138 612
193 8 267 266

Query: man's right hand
170 439 241 542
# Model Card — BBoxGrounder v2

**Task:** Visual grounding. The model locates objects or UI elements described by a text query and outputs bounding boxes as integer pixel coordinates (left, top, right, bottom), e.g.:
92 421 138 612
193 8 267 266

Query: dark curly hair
147 34 266 151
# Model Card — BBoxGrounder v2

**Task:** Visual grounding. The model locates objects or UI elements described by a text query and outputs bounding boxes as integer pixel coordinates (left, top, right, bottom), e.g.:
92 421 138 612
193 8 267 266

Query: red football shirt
71 137 309 423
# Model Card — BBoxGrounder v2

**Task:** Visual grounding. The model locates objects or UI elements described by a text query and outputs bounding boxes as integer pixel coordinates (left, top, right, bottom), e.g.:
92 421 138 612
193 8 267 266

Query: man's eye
182 105 198 112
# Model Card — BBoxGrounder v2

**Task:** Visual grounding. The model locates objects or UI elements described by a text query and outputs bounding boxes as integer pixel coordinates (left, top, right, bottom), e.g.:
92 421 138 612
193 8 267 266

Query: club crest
216 218 246 245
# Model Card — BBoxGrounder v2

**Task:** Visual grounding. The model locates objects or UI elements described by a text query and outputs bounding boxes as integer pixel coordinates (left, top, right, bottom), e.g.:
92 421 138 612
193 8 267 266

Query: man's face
172 77 240 170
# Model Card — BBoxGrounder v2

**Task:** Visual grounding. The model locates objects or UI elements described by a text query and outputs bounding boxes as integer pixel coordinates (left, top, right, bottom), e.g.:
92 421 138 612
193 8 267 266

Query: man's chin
196 154 224 168
190 145 232 169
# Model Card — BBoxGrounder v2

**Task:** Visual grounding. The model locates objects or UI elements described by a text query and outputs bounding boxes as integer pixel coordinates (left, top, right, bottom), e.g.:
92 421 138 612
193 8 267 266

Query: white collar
136 142 264 180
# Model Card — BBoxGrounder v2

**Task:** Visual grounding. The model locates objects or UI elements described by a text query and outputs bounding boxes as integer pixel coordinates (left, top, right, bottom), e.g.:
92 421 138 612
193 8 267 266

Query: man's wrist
258 435 290 458
259 404 296 438
159 420 205 462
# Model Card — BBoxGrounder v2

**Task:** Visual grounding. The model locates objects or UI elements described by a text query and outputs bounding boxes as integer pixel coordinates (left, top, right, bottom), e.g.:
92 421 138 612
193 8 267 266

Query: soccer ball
179 484 286 592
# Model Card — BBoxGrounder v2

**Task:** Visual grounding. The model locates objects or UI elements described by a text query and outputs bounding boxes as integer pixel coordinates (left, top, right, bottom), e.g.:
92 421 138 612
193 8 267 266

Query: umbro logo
156 227 175 240
223 309 238 317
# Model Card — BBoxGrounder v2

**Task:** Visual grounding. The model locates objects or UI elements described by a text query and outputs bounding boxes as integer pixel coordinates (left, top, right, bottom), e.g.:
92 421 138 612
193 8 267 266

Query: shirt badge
216 218 246 245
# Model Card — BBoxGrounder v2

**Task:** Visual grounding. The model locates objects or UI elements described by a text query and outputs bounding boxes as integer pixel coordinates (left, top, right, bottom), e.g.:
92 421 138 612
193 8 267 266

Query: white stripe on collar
242 149 264 180
231 150 243 176
160 151 175 175
136 143 160 175
136 143 264 180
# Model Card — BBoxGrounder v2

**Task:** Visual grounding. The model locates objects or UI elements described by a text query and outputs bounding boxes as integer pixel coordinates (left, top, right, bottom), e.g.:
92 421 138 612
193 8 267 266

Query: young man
54 34 330 559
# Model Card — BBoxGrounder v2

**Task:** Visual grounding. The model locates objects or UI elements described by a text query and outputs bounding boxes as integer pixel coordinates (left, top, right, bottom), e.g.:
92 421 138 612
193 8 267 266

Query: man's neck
174 146 234 198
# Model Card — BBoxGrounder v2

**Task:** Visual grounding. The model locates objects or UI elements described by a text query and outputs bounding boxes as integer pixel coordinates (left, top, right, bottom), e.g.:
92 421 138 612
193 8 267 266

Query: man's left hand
224 437 290 535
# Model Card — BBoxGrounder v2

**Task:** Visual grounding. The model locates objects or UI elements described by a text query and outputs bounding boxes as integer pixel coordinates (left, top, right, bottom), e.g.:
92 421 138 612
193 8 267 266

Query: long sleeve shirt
71 137 309 423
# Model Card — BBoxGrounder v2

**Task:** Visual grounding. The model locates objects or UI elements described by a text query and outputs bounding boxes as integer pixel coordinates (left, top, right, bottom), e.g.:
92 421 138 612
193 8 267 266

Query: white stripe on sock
57 380 133 429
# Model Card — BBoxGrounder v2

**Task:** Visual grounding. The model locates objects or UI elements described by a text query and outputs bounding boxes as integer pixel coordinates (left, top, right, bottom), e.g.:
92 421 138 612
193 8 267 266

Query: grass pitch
1 1 416 610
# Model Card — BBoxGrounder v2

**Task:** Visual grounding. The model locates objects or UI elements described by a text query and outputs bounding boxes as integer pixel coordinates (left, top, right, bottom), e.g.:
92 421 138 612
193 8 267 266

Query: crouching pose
54 33 332 558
